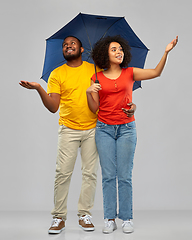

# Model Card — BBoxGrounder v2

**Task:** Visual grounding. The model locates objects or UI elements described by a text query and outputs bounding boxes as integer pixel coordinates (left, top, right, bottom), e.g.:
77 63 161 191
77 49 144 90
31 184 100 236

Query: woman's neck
104 64 122 79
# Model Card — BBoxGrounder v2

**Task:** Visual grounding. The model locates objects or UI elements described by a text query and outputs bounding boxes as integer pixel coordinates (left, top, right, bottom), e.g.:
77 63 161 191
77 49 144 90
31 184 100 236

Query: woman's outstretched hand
165 36 178 53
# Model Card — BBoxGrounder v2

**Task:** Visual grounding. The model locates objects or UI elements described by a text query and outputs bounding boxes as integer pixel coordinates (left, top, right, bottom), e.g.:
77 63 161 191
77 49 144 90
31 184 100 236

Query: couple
20 34 178 234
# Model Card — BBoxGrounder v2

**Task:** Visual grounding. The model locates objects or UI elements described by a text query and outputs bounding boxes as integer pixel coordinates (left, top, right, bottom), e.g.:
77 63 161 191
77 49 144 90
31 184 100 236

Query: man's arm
19 81 60 113
122 102 136 118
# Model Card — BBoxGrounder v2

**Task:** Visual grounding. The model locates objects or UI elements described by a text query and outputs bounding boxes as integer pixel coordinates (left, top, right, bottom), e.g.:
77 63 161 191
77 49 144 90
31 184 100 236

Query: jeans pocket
96 120 107 129
125 121 136 129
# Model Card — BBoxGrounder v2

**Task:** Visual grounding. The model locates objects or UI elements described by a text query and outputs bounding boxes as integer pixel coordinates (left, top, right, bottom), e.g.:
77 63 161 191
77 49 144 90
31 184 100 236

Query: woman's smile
108 42 124 64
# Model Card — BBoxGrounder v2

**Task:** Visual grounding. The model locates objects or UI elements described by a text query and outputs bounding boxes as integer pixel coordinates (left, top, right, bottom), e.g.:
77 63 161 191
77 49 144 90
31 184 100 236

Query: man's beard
63 48 81 61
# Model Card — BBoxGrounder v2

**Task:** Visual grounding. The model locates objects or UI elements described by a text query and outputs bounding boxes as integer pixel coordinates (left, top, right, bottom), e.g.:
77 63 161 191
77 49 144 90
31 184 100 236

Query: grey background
0 0 191 213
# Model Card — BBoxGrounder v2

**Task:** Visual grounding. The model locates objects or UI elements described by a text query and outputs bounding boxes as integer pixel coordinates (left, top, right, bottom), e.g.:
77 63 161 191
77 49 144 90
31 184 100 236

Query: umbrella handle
94 64 99 83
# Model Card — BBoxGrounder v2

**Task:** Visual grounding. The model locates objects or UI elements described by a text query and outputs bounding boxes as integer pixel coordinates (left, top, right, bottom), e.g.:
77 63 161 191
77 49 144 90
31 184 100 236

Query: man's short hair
63 36 83 48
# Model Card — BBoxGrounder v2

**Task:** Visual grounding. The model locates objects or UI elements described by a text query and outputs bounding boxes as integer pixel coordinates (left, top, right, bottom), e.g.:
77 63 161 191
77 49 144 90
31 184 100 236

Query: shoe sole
103 226 117 234
48 227 65 234
123 229 134 234
79 225 95 231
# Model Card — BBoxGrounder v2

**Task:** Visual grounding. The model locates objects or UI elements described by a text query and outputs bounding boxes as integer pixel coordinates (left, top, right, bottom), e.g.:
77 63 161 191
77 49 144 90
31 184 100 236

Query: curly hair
91 35 132 69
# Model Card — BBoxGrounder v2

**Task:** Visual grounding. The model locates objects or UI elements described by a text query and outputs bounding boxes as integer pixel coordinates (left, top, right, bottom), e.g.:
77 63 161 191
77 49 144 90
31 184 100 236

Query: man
20 36 136 234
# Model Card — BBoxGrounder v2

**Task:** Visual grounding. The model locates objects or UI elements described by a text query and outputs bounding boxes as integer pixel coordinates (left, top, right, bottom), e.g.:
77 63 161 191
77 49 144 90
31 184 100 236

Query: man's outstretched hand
19 81 40 90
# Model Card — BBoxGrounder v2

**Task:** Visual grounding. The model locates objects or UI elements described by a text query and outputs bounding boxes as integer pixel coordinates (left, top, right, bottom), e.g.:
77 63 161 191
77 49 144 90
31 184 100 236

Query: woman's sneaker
48 218 65 234
122 220 134 233
103 220 117 234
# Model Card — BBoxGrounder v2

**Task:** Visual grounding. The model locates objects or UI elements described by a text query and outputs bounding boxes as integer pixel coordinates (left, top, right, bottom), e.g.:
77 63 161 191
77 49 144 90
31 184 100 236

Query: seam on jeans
125 122 136 129
96 121 107 128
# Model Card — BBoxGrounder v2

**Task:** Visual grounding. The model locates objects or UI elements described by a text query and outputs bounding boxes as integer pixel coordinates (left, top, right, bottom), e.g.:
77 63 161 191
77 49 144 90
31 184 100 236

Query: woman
86 35 178 234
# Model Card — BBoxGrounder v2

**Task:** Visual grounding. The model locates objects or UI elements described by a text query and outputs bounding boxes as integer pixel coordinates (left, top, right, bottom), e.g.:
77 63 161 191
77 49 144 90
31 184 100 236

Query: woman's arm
133 36 178 81
86 80 101 114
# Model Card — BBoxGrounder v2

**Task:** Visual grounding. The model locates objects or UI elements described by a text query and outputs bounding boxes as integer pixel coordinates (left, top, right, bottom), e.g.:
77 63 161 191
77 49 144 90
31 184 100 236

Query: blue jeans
95 120 137 220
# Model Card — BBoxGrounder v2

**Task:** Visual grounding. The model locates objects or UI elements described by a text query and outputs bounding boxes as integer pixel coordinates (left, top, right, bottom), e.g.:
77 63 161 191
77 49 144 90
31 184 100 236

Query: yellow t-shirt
47 61 100 130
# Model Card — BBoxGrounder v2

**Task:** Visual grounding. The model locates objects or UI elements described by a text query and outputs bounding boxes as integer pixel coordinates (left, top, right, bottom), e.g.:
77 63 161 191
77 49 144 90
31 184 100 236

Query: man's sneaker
103 220 117 234
122 220 134 233
48 218 65 234
79 215 95 231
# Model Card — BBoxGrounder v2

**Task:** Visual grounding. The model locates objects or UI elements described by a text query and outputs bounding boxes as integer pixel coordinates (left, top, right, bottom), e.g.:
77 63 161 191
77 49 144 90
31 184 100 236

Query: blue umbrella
41 12 149 90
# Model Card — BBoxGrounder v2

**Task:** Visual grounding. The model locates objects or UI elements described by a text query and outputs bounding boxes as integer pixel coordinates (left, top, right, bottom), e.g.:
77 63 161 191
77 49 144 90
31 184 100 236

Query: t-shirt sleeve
130 67 134 81
91 64 103 83
47 70 61 94
91 73 96 82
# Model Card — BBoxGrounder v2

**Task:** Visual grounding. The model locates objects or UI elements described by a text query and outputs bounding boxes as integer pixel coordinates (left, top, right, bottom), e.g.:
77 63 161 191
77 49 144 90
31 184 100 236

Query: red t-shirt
92 67 135 125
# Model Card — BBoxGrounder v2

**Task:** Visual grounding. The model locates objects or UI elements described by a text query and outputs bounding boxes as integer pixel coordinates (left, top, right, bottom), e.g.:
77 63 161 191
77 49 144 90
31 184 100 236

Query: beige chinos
51 125 98 220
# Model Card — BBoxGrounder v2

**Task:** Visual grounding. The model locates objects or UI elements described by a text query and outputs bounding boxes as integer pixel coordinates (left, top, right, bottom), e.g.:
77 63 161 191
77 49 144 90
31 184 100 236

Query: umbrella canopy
41 13 149 90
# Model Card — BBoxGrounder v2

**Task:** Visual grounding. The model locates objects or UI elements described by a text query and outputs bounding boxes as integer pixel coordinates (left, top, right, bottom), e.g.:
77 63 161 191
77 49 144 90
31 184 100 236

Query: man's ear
81 47 84 53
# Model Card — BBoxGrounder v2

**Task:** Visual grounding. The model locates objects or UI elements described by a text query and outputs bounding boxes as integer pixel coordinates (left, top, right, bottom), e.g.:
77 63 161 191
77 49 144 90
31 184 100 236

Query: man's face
62 37 83 61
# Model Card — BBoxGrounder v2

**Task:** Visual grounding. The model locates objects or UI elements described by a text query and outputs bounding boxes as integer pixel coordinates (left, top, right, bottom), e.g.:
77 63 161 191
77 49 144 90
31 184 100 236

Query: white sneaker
103 220 117 234
122 220 134 233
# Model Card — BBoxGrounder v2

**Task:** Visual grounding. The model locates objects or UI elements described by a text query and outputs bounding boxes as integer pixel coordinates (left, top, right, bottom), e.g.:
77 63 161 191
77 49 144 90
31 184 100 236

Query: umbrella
41 12 149 90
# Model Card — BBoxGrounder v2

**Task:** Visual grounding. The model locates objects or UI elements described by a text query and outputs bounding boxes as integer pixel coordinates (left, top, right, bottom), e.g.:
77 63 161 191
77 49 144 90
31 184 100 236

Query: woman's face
108 42 124 66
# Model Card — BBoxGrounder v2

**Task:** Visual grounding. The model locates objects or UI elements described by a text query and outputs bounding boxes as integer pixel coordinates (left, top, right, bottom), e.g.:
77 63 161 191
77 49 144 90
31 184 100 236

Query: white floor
1 210 192 240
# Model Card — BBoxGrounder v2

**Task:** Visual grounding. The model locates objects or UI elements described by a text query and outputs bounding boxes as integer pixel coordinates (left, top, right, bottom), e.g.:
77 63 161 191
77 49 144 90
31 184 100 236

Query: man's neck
66 58 83 68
